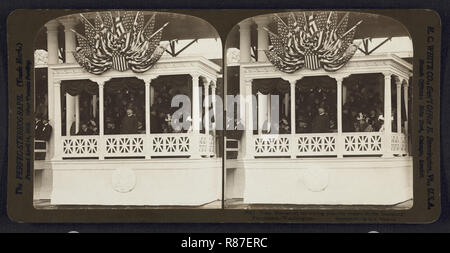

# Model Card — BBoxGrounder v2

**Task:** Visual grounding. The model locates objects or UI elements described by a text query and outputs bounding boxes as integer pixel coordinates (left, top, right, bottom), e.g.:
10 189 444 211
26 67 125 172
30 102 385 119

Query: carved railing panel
105 135 145 157
296 134 337 156
254 135 290 156
62 136 99 157
150 134 191 156
344 132 382 155
60 133 217 158
391 133 407 155
199 134 215 156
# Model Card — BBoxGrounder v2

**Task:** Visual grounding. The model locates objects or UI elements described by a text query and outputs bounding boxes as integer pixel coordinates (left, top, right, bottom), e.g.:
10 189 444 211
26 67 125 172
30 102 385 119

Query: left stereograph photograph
33 11 223 207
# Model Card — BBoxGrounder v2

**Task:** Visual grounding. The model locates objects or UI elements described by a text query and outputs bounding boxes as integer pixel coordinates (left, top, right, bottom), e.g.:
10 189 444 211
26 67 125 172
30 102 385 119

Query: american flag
307 14 318 34
73 11 169 75
264 11 361 73
112 52 128 72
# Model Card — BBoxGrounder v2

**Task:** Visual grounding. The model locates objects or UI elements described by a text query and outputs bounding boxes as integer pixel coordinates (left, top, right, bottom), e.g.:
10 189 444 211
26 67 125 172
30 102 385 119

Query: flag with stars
73 11 169 75
264 11 362 73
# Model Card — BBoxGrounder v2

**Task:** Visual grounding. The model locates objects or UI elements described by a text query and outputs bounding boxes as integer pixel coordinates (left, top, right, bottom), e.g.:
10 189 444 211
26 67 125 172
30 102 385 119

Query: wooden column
403 80 409 155
335 76 344 158
191 74 201 159
65 94 75 136
383 72 393 157
45 20 59 160
75 95 80 133
239 20 252 63
289 80 296 135
98 81 105 160
257 92 263 134
191 74 200 133
244 79 254 159
53 80 62 160
150 86 155 105
254 17 270 62
144 78 152 159
289 79 296 158
204 80 210 134
59 17 77 64
396 78 402 134
211 82 217 157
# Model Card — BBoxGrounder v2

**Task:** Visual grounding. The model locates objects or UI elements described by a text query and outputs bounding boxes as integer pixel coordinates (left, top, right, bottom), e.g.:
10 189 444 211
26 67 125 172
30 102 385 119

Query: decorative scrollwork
62 137 98 156
152 135 190 154
254 136 290 155
297 135 336 154
106 136 144 155
344 134 382 153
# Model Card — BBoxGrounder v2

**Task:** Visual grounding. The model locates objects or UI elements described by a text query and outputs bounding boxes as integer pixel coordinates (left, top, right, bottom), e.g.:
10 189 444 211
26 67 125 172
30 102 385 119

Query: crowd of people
64 86 193 136
229 85 397 135
294 85 397 133
294 87 337 133
38 83 401 137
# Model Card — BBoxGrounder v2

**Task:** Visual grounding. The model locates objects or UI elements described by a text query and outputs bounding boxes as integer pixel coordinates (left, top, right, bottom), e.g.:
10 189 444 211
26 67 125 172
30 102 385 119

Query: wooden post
244 79 254 159
396 79 402 135
383 72 393 158
336 76 344 158
145 78 152 159
403 80 409 155
98 81 105 160
45 20 59 160
53 80 62 160
289 79 296 158
191 74 201 159
204 80 210 134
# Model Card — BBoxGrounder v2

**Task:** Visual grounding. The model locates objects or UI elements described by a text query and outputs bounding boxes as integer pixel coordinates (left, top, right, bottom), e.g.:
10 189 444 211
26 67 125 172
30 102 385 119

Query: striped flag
304 53 320 70
73 11 169 74
307 14 318 34
264 11 362 73
114 13 126 37
112 52 128 72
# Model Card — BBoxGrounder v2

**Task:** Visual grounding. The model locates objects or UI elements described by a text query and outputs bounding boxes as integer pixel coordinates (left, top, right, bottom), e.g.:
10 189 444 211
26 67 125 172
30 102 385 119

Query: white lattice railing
391 133 407 155
104 135 145 157
62 136 99 157
253 135 291 157
296 133 337 156
343 132 383 155
150 133 191 156
60 133 215 158
199 134 215 157
251 132 407 157
253 134 337 157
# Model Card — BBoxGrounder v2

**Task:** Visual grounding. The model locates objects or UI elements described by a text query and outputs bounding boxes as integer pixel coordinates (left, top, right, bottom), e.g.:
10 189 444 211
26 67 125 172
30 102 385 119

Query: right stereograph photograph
224 11 413 209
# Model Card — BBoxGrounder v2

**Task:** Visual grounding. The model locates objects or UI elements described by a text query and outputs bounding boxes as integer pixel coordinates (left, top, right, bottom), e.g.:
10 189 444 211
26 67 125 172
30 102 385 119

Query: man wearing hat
120 108 139 134
40 118 53 142
311 107 330 133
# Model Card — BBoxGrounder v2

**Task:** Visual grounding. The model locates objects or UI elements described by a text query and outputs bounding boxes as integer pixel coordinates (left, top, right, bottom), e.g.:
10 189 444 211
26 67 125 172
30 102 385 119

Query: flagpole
79 14 96 30
147 22 169 40
339 20 363 39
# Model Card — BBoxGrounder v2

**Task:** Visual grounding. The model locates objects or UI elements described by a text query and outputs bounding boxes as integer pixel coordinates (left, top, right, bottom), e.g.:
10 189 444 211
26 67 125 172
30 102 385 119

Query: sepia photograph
33 10 224 207
224 11 414 208
6 7 441 224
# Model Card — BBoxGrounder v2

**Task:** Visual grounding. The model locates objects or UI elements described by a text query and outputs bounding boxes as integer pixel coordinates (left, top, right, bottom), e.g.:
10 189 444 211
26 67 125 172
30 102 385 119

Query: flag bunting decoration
264 11 362 73
73 11 170 75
